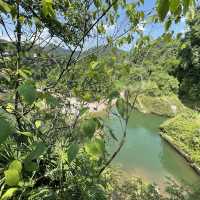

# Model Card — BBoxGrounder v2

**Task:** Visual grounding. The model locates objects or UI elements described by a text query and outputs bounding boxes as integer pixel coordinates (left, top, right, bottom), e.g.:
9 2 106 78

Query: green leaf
42 0 55 17
9 160 22 173
90 61 98 69
18 68 32 79
5 103 14 113
24 143 47 172
45 94 59 108
4 169 20 186
94 0 101 8
25 143 47 161
165 18 172 31
169 0 181 15
157 0 170 21
0 0 11 13
82 119 97 138
24 161 38 172
16 131 33 137
0 117 14 145
67 143 79 163
114 80 125 90
182 0 191 14
1 188 18 200
116 98 126 118
35 120 42 128
85 139 104 159
97 23 105 34
18 83 37 105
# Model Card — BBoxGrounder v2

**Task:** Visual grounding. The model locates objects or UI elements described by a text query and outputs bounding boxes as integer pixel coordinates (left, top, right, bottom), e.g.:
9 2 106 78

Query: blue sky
0 0 187 51
83 0 187 51
139 0 186 37
118 0 186 50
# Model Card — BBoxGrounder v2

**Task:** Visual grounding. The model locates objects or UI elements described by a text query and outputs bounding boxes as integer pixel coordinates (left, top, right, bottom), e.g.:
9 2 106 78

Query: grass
160 110 200 166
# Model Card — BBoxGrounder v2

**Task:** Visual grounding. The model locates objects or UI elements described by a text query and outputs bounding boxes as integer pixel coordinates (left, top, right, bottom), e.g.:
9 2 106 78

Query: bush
160 111 200 165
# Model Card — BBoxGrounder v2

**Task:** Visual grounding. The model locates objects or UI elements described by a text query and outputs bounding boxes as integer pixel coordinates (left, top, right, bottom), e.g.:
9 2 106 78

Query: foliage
0 0 196 199
175 7 200 103
129 36 181 98
161 110 200 165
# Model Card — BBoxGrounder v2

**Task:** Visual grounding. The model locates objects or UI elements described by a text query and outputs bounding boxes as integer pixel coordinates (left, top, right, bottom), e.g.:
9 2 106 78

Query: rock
133 95 185 117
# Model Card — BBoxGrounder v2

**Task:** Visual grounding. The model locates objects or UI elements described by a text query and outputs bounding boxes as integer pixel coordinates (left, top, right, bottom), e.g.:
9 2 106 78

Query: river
106 110 200 189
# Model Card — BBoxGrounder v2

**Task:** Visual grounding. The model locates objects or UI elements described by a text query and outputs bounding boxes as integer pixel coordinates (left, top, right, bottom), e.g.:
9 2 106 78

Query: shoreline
87 96 200 178
160 132 200 176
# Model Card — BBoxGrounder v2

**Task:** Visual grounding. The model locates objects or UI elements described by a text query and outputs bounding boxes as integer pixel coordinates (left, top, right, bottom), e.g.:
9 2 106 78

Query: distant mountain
0 39 126 59
0 39 70 57
82 45 127 57
42 43 72 56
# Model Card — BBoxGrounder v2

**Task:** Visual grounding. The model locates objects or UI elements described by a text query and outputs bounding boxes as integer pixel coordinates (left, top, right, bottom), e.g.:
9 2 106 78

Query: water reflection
106 111 200 187
159 139 200 187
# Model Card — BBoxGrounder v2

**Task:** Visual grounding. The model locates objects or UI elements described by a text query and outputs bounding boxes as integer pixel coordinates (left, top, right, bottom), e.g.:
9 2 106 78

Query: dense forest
0 0 200 199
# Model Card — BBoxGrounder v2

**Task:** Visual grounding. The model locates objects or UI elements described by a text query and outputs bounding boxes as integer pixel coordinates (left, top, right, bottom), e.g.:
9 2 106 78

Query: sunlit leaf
18 68 32 79
1 188 18 200
0 0 11 13
90 61 98 69
41 0 55 17
85 139 104 159
79 107 89 116
182 0 192 14
5 103 14 113
35 120 42 128
4 169 20 186
169 0 182 16
97 23 106 34
9 160 22 173
16 131 33 137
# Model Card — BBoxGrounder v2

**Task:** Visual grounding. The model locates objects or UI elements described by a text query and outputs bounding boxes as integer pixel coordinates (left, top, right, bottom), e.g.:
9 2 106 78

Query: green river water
106 111 200 189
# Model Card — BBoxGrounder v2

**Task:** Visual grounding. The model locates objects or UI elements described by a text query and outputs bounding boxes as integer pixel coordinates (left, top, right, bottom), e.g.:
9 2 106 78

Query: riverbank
160 111 200 176
89 94 186 117
129 94 200 176
160 132 200 176
106 110 200 193
87 94 200 179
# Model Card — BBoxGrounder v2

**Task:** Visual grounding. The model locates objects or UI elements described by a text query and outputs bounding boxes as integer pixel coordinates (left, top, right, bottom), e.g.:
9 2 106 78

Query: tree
176 7 200 103
0 0 196 199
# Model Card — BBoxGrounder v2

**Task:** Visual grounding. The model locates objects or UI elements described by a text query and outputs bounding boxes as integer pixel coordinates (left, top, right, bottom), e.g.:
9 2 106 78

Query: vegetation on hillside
159 8 200 171
161 110 200 166
175 7 200 104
